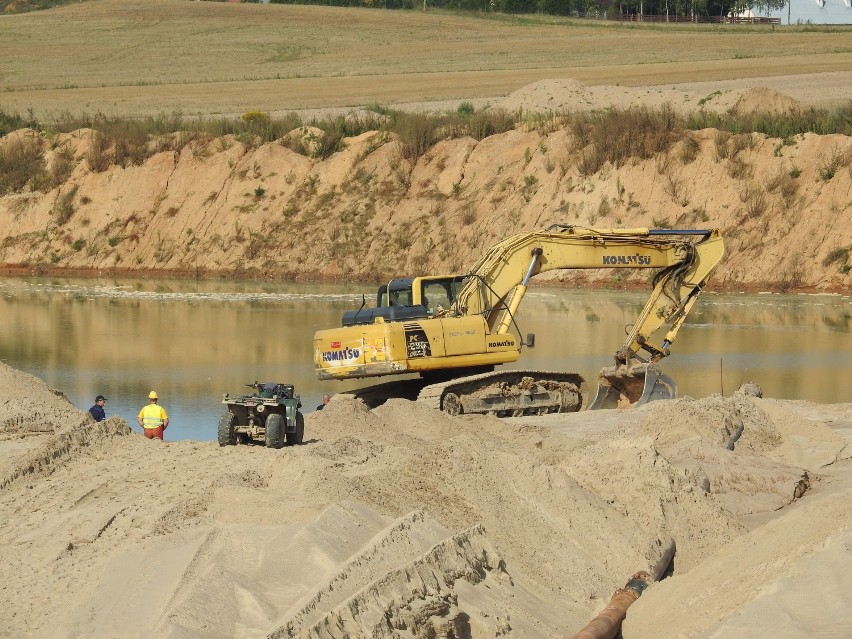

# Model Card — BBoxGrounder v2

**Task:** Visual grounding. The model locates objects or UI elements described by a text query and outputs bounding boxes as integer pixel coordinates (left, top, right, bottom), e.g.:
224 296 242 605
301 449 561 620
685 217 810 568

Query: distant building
765 0 852 24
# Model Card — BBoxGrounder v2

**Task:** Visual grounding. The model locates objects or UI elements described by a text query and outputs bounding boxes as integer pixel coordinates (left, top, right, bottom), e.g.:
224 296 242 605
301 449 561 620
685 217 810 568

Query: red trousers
143 426 164 440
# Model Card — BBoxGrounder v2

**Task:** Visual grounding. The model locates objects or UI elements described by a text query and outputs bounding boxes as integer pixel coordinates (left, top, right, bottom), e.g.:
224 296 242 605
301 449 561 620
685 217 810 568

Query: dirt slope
1 80 850 291
1 360 851 638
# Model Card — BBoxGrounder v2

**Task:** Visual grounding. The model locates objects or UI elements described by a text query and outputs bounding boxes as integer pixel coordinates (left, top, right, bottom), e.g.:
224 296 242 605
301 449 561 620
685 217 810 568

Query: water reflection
1 277 849 441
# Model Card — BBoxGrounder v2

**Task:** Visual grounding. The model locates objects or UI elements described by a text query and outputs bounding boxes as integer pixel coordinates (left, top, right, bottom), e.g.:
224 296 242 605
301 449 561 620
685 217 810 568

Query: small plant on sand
662 172 689 206
393 223 413 251
726 157 752 180
457 102 475 116
597 197 612 218
53 185 79 225
460 204 476 226
0 136 47 195
282 201 299 219
394 113 438 163
779 255 805 292
817 146 852 181
713 130 732 160
87 131 111 173
698 91 722 107
679 135 700 164
739 184 768 219
522 174 538 202
50 145 75 188
822 247 850 268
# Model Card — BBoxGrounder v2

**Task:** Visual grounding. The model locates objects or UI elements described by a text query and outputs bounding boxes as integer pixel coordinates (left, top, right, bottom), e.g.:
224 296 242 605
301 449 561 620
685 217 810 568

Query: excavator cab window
390 288 412 306
421 276 467 314
377 280 415 307
385 278 415 307
422 282 452 313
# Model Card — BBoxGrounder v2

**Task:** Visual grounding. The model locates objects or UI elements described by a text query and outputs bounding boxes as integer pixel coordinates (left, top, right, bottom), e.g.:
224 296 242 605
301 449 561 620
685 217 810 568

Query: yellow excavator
314 224 725 416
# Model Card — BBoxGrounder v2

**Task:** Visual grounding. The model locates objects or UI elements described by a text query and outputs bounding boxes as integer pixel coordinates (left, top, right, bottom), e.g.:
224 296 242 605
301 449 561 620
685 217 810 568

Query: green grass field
1 0 850 118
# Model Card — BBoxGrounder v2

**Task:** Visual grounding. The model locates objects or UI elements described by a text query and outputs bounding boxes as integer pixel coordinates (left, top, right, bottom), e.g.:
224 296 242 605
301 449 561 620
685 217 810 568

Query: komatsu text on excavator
314 225 725 416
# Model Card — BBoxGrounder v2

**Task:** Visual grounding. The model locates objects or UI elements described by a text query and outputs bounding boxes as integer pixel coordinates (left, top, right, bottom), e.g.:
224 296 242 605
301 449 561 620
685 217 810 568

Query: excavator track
416 370 589 417
339 363 672 416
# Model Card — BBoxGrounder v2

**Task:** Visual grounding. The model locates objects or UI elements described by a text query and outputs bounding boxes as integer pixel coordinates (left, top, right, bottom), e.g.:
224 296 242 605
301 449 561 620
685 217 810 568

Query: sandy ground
2 355 851 638
281 70 852 121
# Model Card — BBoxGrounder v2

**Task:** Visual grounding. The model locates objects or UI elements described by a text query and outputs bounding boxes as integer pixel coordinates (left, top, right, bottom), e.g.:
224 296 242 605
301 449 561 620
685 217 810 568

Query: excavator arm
445 224 723 365
436 224 725 410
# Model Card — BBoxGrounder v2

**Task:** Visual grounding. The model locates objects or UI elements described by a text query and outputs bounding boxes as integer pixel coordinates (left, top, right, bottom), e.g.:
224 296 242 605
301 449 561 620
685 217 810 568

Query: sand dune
2 360 851 638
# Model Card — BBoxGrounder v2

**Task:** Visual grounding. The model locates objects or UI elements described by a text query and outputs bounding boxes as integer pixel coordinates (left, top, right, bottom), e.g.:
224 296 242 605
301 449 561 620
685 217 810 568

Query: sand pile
492 78 806 117
1 363 851 638
495 78 700 114
731 87 802 117
0 362 131 491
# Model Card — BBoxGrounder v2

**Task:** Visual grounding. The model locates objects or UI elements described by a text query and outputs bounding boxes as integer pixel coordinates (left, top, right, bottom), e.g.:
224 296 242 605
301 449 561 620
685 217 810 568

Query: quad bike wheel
217 412 236 446
288 411 305 445
265 413 285 449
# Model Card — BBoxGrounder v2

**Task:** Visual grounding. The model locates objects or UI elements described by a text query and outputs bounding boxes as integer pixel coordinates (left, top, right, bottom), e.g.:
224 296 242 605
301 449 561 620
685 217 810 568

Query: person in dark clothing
316 394 330 411
89 395 107 422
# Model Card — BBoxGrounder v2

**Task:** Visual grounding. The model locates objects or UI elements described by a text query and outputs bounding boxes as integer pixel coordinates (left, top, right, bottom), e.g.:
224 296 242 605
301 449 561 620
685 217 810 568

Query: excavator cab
343 275 468 327
377 276 467 313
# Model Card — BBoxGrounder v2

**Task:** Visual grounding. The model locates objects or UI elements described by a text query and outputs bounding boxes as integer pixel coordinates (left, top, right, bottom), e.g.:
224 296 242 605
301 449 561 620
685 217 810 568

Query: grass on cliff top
1 0 851 119
3 102 851 197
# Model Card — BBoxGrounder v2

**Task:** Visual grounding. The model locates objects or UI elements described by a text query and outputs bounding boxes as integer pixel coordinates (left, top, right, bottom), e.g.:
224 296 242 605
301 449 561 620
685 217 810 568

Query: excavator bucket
589 362 677 410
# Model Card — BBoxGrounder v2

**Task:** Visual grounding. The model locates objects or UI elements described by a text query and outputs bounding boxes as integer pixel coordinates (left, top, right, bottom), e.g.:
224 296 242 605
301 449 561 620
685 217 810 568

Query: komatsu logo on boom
602 254 652 266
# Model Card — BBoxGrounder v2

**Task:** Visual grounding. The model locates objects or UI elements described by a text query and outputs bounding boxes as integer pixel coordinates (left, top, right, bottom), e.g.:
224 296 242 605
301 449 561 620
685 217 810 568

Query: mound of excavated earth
1 360 851 638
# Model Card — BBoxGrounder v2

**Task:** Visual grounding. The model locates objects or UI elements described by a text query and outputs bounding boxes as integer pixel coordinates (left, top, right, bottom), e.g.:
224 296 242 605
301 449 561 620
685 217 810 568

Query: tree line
254 0 788 19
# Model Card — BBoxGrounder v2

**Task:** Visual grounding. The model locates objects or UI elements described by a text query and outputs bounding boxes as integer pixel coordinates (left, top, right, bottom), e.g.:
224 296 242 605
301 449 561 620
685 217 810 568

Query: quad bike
218 382 304 449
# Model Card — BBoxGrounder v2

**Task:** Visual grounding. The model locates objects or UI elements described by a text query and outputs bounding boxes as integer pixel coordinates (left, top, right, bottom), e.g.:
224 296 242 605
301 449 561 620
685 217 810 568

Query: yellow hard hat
148 391 158 399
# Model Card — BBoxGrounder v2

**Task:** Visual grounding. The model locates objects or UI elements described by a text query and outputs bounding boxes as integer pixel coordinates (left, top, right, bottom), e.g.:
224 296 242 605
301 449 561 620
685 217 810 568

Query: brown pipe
570 571 653 639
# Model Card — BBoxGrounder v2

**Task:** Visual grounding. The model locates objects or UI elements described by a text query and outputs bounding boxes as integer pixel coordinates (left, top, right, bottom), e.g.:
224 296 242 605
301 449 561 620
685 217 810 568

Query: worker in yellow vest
138 391 169 440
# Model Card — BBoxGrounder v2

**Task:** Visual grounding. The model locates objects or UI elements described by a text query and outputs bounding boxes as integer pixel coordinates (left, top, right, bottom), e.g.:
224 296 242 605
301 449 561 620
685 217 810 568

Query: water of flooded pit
1 276 849 440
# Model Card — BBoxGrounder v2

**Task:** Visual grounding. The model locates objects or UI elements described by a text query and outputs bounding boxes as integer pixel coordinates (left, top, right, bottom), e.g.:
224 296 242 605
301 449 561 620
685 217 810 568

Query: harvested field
1 0 850 118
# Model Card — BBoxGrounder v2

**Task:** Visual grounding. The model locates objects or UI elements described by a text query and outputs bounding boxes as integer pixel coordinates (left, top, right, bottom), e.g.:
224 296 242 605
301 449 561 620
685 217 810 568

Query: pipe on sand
570 540 675 639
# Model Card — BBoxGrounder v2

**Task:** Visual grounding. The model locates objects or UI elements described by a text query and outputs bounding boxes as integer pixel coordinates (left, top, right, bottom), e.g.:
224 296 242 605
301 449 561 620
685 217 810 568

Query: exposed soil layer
2 78 851 292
